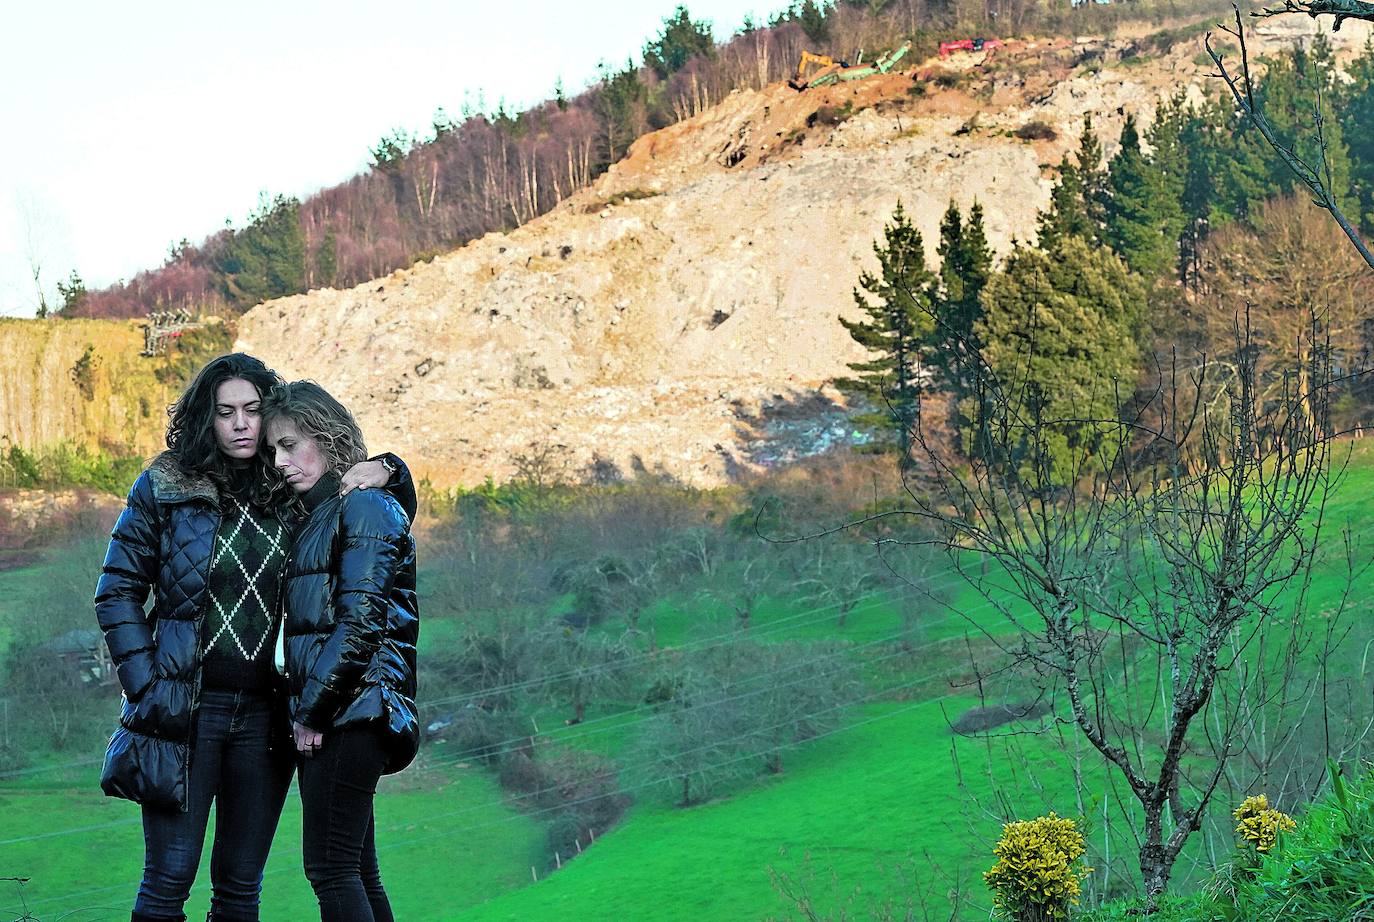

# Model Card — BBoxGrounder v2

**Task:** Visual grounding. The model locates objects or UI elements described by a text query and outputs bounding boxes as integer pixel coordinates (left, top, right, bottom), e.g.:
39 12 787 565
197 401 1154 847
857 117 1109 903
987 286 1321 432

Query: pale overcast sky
0 1 786 317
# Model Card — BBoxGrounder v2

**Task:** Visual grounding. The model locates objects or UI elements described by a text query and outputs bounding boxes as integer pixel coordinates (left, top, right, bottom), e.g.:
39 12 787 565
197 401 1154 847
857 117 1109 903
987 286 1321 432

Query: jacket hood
147 452 220 507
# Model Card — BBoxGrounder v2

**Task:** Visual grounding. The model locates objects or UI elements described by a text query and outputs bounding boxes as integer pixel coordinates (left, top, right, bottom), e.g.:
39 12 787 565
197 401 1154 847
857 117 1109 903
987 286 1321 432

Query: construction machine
789 50 839 89
938 37 1004 57
787 41 912 91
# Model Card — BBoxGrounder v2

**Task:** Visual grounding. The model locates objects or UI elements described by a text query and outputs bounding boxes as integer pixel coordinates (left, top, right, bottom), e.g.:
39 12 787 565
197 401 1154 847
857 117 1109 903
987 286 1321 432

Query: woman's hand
294 720 324 757
340 459 390 495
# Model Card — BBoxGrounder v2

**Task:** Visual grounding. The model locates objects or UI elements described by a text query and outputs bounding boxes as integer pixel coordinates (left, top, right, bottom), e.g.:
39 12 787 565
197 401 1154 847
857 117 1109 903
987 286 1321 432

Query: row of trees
842 37 1374 468
63 0 1228 319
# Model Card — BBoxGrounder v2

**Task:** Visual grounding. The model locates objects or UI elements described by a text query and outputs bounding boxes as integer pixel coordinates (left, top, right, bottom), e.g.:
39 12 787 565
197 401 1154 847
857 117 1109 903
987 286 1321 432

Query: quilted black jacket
95 453 415 809
282 474 419 775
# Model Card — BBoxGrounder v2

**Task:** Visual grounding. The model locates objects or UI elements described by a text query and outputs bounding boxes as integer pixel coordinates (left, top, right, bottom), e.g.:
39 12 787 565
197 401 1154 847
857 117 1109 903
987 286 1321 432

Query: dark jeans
298 725 394 922
135 687 292 922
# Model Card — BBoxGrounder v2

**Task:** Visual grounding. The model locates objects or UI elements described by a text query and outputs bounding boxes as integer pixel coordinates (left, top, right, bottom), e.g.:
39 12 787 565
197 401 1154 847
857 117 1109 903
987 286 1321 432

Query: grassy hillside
2 442 1371 920
0 318 171 462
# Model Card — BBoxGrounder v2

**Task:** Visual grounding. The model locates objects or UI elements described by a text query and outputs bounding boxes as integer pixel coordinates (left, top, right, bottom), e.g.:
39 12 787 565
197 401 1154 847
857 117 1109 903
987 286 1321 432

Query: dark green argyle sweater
200 472 288 691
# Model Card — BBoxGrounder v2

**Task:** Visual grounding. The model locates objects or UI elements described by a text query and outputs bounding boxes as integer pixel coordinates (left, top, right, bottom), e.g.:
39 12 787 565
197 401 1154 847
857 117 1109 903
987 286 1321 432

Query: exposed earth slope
236 16 1370 486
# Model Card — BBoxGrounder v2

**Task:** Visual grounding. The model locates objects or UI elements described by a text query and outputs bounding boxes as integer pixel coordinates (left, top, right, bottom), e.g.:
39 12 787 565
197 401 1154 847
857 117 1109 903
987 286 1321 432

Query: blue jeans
135 688 292 922
298 725 394 922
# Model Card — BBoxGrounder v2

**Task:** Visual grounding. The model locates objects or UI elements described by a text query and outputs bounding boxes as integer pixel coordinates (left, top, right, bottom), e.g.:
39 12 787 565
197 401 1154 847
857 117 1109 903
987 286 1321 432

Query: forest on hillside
53 0 1242 320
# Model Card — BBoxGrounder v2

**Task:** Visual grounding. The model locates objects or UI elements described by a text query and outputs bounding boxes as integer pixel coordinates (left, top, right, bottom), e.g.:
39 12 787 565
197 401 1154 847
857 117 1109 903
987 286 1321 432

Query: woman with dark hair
261 381 419 922
95 353 412 922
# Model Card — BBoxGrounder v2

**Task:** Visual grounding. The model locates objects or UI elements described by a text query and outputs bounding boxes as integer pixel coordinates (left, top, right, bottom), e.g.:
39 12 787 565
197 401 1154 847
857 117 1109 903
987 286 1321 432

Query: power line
414 616 963 777
0 570 960 784
417 571 959 711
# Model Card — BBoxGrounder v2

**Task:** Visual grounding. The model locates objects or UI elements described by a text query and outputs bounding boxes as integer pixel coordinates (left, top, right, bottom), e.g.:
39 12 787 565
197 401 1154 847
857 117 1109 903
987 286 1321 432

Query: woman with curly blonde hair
261 381 419 922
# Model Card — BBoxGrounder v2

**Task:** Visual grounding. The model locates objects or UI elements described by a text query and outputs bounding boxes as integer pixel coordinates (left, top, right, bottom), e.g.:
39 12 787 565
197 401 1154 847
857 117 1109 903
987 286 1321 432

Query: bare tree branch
1205 5 1374 268
1254 0 1374 30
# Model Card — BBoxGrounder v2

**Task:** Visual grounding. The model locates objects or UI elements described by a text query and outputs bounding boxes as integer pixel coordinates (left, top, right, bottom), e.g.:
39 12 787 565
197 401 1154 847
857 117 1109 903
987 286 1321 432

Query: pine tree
215 194 307 310
1216 37 1354 221
836 201 937 461
596 61 648 165
798 0 830 44
56 270 87 314
976 237 1145 483
1037 158 1091 250
1337 37 1374 232
1077 116 1110 235
1174 99 1229 288
932 201 994 451
643 6 716 79
1037 119 1108 250
1105 115 1185 280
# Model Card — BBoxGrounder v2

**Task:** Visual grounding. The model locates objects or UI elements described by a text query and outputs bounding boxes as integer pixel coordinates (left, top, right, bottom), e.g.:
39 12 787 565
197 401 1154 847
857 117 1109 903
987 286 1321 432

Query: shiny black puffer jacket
95 453 236 810
282 478 419 775
95 453 416 809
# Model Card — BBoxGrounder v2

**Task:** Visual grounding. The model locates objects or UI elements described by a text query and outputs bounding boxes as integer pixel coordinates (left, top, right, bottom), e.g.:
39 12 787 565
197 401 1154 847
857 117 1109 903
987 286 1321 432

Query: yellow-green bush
984 812 1090 921
1233 794 1296 853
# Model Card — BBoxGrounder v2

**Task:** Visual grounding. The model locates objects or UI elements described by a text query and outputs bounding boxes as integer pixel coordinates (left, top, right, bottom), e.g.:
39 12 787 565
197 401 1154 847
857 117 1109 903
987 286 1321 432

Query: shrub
1085 765 1374 920
1015 121 1058 142
984 813 1090 921
951 701 1050 734
1233 794 1296 853
1222 766 1374 921
0 441 144 494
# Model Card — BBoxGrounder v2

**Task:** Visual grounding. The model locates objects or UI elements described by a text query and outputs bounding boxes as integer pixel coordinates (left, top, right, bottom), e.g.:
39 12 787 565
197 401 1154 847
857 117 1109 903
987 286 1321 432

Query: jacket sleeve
94 472 161 702
375 452 417 521
295 491 407 730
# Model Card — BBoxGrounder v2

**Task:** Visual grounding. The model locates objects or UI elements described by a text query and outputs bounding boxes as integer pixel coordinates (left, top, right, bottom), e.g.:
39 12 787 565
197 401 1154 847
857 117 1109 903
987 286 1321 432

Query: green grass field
1 764 546 921
3 440 1372 920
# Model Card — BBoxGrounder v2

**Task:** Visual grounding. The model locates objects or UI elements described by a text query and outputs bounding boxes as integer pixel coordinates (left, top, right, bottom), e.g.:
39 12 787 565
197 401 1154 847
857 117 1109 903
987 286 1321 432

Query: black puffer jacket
96 454 223 810
283 474 419 774
95 453 415 809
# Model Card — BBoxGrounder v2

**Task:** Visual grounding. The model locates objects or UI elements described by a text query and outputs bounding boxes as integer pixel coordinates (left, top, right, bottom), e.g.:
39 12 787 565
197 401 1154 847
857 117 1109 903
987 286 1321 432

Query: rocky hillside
237 15 1370 486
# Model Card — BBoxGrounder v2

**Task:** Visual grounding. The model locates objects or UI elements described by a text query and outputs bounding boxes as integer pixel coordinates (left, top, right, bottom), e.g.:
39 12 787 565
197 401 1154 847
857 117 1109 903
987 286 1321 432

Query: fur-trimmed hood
146 451 220 507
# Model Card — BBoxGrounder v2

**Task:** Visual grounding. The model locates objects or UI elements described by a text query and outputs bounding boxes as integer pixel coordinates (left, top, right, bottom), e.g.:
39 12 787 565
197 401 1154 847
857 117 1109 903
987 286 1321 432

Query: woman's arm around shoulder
339 453 416 521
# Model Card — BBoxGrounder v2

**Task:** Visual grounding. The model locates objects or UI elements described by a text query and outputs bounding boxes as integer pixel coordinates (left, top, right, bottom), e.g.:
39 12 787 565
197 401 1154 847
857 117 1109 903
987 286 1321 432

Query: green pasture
1 440 1371 919
0 762 544 921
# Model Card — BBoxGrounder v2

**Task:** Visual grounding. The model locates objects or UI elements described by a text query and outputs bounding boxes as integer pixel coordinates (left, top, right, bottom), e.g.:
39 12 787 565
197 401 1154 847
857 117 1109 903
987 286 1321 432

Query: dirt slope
236 17 1371 487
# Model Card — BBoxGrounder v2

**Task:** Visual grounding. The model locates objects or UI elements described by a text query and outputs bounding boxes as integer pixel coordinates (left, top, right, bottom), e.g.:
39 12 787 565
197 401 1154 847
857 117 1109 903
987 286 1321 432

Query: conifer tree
837 201 936 462
798 0 830 44
1215 36 1353 221
1037 118 1108 249
936 201 992 351
976 237 1145 483
1337 37 1374 231
216 194 306 310
930 202 993 443
1106 116 1186 279
1076 115 1110 234
1174 99 1228 287
1037 158 1090 250
643 6 715 79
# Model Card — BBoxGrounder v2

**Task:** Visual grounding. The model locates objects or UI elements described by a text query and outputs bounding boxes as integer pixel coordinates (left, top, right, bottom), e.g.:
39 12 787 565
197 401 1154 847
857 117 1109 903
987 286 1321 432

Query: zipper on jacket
182 498 223 811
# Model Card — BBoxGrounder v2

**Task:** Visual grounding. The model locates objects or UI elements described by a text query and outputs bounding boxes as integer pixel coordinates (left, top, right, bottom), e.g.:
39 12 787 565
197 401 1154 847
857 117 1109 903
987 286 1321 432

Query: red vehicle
939 37 1004 57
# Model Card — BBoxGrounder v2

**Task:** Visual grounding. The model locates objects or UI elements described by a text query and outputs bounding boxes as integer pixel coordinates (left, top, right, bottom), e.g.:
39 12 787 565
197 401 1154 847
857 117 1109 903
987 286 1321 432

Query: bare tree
1201 195 1374 432
854 309 1343 907
15 191 69 318
704 550 780 632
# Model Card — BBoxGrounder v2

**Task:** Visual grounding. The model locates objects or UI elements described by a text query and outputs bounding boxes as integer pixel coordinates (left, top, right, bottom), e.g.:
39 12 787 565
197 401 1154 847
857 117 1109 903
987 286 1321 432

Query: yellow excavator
789 51 840 89
787 42 912 91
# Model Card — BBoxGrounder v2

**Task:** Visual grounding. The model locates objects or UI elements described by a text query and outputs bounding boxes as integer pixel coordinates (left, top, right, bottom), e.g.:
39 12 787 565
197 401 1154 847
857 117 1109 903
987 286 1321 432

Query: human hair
259 381 367 477
165 352 287 508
